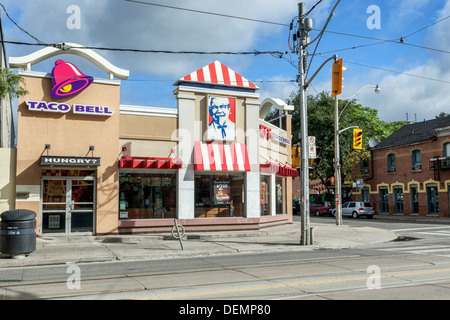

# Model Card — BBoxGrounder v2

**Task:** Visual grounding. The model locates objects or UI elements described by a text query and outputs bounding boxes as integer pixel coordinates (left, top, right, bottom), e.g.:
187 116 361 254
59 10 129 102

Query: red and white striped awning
119 156 182 169
178 61 258 90
260 162 299 177
194 141 251 172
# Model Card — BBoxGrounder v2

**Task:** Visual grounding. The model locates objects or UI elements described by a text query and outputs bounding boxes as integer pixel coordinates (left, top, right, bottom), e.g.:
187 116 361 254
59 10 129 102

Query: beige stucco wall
259 116 293 220
0 148 16 214
16 72 121 234
119 113 178 158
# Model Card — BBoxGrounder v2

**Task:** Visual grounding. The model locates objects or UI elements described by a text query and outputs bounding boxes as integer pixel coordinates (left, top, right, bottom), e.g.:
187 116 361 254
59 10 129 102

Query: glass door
70 179 95 233
41 175 95 235
379 188 389 214
426 185 439 215
42 179 67 234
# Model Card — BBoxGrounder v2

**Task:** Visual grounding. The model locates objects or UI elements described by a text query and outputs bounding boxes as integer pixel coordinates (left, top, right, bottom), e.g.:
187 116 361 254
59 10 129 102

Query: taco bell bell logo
51 60 93 99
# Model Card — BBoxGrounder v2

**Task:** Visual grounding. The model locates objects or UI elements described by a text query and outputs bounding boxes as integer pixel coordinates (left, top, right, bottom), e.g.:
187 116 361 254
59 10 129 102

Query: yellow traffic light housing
331 58 346 97
291 146 300 168
353 128 363 149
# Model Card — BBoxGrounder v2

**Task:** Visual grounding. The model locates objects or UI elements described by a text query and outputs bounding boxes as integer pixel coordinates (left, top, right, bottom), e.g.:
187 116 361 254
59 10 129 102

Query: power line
304 0 324 17
4 40 285 57
0 3 44 44
124 0 288 26
403 15 450 39
338 58 450 85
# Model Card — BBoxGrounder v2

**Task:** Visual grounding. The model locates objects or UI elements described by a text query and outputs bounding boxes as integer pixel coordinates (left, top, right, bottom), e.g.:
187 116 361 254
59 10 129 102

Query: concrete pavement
0 221 398 268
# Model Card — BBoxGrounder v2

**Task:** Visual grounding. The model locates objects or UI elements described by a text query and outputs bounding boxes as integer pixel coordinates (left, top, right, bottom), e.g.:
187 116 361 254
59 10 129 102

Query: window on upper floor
444 143 450 168
412 150 421 170
360 158 369 176
387 153 396 173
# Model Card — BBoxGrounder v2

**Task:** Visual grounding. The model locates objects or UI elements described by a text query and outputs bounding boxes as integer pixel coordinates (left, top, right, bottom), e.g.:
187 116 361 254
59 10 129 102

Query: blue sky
2 0 450 122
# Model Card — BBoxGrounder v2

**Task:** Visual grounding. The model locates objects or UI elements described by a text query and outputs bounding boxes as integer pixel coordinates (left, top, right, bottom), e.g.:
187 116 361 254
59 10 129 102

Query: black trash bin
0 209 37 257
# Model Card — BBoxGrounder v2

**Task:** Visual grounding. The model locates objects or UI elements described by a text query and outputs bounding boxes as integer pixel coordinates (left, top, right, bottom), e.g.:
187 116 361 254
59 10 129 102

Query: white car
333 202 375 219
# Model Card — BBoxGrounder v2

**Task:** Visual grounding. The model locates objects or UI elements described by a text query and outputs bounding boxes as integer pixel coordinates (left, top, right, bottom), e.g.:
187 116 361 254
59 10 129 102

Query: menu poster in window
213 180 231 205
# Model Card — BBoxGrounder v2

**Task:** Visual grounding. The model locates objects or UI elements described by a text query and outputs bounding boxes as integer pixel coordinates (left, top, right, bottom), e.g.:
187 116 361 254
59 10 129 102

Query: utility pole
334 93 343 226
297 2 312 245
332 57 345 226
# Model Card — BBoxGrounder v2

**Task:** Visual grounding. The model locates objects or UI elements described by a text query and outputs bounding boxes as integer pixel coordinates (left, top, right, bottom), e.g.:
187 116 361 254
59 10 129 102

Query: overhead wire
0 3 44 44
124 0 288 26
2 1 450 86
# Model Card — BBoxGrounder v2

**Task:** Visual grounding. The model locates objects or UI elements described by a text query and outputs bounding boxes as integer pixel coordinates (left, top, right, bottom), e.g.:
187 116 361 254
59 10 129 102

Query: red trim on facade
119 156 182 169
260 162 299 177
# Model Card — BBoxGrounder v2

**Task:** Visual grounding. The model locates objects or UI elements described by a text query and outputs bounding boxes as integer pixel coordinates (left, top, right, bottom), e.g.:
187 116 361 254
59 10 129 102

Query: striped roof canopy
177 61 259 90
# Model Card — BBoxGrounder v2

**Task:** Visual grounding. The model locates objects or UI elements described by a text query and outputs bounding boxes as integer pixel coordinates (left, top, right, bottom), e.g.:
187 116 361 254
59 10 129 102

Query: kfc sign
206 96 236 141
259 125 271 139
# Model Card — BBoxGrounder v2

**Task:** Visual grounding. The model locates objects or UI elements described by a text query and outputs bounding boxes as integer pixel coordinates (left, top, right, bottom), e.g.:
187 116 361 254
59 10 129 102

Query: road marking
381 245 447 252
136 268 450 300
416 231 450 236
413 248 450 254
392 226 450 232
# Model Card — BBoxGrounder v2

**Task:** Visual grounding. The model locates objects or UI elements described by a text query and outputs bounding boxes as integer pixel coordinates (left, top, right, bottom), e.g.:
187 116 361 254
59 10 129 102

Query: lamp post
334 85 380 226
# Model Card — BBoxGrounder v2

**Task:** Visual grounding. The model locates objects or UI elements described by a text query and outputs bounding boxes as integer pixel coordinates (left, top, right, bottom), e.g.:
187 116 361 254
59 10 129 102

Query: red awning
119 156 182 169
260 162 299 177
194 141 251 172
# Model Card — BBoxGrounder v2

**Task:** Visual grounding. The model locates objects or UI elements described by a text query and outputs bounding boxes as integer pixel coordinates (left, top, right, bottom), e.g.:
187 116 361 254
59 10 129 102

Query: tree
436 112 450 118
0 67 28 99
287 91 404 191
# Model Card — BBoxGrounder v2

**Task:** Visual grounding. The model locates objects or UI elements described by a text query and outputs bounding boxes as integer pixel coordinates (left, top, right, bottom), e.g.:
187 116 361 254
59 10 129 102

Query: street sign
356 179 364 189
308 145 316 158
308 136 316 158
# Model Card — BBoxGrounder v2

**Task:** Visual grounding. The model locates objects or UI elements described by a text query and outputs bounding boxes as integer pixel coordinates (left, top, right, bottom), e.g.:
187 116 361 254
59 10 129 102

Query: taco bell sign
26 100 114 116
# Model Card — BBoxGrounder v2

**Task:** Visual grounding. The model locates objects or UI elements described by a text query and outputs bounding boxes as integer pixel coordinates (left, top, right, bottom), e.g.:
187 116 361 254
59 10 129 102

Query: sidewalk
0 221 398 268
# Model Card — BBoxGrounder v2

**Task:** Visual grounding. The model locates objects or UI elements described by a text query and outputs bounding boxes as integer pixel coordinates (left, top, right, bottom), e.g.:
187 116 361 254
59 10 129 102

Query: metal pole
334 95 342 225
298 2 310 245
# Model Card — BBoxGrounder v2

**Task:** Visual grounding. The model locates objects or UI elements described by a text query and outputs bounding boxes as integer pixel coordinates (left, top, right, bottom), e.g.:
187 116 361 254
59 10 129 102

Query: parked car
333 202 375 219
309 202 334 216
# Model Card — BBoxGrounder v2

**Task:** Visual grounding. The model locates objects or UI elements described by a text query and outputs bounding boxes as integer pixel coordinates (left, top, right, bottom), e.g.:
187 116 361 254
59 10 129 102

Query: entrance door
41 176 95 235
426 185 439 215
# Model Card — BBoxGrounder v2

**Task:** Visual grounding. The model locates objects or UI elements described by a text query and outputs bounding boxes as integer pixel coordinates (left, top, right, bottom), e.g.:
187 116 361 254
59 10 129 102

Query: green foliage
0 68 28 99
287 90 405 189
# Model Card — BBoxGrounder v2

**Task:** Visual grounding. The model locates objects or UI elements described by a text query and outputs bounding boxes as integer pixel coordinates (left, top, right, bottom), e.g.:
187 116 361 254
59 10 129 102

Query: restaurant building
8 44 297 236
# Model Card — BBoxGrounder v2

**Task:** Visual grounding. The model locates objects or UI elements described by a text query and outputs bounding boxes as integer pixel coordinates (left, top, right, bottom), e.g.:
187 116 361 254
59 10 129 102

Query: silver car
341 202 375 219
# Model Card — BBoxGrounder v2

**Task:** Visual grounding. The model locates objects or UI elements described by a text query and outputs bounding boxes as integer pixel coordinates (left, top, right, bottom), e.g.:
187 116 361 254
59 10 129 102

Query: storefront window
260 175 271 216
195 172 244 218
276 176 285 214
119 170 176 219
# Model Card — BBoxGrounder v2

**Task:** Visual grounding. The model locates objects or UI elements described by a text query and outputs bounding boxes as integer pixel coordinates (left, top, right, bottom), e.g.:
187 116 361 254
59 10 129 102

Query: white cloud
5 0 330 78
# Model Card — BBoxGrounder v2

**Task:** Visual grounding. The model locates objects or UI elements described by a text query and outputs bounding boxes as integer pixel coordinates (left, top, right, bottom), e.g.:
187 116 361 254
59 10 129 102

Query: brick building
354 116 450 217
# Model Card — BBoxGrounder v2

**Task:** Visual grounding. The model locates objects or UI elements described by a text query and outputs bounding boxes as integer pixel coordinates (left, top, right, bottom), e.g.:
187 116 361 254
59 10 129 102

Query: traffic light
292 146 300 168
353 129 363 149
331 58 346 97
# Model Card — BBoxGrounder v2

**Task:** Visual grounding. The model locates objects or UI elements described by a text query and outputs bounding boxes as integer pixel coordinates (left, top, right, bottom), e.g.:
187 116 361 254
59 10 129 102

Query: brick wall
355 136 450 217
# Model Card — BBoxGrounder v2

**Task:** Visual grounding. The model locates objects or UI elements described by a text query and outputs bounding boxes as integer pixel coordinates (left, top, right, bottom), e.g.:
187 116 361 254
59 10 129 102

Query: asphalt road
2 216 450 304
